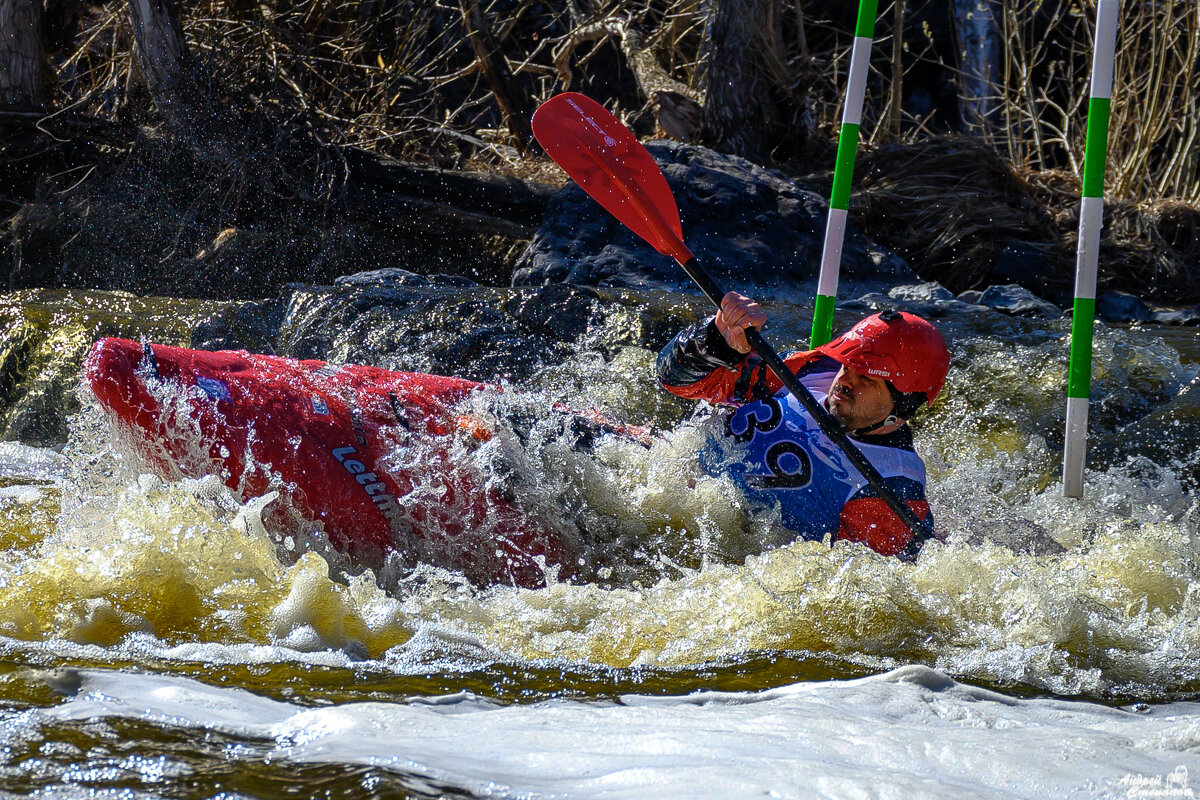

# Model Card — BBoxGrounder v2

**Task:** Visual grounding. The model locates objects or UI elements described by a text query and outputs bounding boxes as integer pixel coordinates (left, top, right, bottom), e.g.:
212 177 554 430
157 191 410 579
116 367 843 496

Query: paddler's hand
714 292 766 354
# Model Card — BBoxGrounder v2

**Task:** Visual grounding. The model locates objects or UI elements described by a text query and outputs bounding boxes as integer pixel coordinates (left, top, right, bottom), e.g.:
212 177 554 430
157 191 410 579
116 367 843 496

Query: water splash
0 316 1196 700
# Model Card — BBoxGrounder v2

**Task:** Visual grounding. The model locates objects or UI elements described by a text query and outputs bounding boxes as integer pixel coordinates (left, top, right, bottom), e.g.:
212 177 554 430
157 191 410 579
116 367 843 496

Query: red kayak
84 338 596 588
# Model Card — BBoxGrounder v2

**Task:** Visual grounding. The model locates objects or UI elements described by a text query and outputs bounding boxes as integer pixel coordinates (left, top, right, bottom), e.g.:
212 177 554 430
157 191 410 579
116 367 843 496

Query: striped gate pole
810 0 879 348
1063 0 1121 498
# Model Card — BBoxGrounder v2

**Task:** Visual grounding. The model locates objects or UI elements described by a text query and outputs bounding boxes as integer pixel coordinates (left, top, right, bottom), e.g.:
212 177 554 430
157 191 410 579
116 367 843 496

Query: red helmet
815 310 950 405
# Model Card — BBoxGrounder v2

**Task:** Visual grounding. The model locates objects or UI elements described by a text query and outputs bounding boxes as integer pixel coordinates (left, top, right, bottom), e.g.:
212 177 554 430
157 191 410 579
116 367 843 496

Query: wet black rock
888 282 956 303
335 268 480 288
1096 291 1152 322
974 284 1062 317
843 282 1066 320
192 281 699 386
192 297 287 353
842 285 986 319
1090 375 1200 480
514 141 914 299
1150 307 1200 326
334 269 429 288
988 240 1064 303
956 516 1067 556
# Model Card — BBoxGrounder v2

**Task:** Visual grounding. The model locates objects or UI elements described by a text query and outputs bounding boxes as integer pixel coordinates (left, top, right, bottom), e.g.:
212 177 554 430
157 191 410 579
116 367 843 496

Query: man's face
826 364 896 431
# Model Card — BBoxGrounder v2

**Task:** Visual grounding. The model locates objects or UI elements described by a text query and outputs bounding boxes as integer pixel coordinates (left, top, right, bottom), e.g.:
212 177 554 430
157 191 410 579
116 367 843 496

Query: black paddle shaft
679 258 932 552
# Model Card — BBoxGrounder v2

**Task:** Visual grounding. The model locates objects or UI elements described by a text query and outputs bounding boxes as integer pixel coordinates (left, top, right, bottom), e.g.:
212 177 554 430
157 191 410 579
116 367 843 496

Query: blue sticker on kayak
196 376 232 402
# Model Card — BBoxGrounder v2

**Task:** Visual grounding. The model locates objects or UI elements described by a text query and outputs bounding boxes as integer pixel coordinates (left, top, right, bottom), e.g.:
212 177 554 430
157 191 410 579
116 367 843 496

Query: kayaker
657 292 951 558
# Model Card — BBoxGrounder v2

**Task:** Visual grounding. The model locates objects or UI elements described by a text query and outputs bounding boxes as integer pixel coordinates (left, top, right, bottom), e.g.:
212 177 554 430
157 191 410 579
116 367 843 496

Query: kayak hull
84 338 575 588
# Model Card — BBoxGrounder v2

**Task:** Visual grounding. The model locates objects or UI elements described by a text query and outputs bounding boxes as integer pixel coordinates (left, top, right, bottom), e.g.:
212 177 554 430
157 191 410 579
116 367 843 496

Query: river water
0 287 1198 798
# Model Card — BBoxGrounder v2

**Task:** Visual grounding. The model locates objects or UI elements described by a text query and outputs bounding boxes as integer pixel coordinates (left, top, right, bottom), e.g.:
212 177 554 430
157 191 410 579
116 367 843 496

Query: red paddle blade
532 93 693 264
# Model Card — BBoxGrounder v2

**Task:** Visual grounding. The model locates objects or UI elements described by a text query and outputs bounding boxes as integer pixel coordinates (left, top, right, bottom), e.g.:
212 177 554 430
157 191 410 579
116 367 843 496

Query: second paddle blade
532 92 692 263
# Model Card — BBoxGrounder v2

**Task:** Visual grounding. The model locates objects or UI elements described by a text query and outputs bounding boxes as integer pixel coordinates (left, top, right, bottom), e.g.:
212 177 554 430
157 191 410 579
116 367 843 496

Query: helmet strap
852 413 902 437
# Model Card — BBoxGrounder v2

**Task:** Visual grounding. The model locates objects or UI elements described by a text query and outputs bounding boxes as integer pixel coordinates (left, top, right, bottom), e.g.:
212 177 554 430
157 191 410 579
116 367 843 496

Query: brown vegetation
0 0 1197 302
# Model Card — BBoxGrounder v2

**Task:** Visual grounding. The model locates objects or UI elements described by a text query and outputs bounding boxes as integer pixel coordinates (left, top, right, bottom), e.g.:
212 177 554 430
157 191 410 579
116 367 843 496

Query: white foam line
26 665 1200 800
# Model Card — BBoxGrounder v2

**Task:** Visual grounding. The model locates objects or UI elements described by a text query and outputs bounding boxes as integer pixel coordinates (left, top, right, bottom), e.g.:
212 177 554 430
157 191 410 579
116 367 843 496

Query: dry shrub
12 0 1200 303
48 0 562 165
1090 201 1186 301
849 138 1199 303
996 0 1200 204
44 0 917 167
38 0 1200 186
852 138 1068 296
1150 202 1200 272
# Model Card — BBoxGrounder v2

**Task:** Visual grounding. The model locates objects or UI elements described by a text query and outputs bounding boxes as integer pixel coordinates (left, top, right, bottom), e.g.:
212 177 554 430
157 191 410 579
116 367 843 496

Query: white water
2 316 1199 798
15 665 1200 799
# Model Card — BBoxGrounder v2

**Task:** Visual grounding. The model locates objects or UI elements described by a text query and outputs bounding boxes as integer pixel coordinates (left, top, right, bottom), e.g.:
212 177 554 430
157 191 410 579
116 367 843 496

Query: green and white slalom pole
1063 0 1121 498
811 0 878 348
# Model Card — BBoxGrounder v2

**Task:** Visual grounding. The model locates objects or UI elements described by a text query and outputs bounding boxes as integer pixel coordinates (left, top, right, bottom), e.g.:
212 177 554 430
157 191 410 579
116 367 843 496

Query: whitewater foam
17 665 1200 799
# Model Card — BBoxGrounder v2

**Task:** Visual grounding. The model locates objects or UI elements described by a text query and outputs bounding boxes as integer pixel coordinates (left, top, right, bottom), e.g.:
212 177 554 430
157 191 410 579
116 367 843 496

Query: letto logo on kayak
83 337 569 587
331 445 405 529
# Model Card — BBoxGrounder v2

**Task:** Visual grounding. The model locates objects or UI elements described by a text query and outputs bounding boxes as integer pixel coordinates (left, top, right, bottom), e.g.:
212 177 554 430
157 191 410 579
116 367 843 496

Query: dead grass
8 0 1199 301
